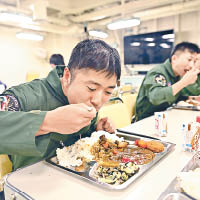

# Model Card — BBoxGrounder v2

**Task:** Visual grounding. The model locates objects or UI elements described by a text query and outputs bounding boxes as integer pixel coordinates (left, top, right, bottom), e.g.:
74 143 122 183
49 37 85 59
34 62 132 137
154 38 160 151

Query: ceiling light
144 38 154 42
147 43 156 47
16 32 43 41
89 30 108 39
162 34 175 39
168 38 174 42
130 42 140 46
160 43 171 48
0 12 33 24
107 18 140 30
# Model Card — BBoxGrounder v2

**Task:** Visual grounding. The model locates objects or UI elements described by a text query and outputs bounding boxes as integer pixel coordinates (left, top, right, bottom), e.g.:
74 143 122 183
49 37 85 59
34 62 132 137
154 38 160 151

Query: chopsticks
116 129 160 140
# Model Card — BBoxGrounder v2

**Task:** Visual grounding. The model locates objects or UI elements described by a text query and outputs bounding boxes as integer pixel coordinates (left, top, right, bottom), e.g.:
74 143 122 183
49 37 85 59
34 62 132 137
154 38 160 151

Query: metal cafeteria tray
46 132 175 190
157 152 200 200
172 104 200 111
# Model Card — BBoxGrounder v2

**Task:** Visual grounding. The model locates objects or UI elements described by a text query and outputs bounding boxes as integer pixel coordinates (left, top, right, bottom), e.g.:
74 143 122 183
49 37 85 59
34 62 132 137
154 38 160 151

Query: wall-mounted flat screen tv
124 29 174 64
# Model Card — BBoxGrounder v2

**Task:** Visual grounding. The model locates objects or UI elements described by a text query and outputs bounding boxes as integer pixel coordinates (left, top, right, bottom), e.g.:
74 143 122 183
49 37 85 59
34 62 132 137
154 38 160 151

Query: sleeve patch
155 74 167 86
0 95 20 111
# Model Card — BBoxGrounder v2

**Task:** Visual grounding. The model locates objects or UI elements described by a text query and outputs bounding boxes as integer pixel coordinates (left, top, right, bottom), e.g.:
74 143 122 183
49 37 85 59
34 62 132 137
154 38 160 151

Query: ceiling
0 0 200 35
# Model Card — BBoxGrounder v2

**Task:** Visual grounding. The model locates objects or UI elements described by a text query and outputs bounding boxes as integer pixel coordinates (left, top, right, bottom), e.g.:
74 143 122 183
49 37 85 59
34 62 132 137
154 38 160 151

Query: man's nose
90 91 103 109
189 60 195 68
195 61 200 70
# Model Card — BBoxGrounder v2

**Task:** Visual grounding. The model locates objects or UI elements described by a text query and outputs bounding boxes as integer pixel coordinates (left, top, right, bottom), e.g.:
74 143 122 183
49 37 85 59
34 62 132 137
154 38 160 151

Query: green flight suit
135 59 187 121
181 75 200 96
0 67 97 170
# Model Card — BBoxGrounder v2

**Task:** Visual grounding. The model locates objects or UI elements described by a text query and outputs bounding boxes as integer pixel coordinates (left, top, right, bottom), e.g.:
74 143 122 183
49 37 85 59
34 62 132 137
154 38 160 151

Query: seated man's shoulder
143 65 167 87
149 63 166 74
9 79 44 93
145 65 165 79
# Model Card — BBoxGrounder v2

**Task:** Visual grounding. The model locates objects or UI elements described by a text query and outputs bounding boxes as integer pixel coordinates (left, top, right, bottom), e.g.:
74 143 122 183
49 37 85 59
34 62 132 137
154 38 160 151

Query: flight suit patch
0 95 20 111
155 74 167 86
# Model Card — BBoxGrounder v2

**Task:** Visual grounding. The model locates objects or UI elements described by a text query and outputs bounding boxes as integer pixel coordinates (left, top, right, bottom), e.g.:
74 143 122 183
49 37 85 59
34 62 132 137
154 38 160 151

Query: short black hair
170 42 199 61
49 54 65 66
67 39 121 80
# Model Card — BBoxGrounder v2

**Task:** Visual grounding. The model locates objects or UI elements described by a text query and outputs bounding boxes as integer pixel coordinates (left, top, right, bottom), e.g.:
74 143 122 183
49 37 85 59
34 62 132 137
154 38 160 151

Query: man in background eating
135 42 200 121
181 52 200 96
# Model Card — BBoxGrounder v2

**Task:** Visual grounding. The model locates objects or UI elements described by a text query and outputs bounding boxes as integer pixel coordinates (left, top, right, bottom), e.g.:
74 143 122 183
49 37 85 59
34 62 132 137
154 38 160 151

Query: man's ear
171 54 177 64
63 67 71 87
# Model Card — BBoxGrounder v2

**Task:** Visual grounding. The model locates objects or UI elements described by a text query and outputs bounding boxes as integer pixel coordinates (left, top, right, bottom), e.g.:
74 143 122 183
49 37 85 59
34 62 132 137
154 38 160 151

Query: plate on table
173 100 200 111
46 131 175 190
158 152 200 200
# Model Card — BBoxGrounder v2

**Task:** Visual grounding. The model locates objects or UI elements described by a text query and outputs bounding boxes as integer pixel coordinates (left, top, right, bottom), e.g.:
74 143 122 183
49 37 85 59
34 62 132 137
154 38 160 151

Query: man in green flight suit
0 39 121 171
135 42 200 121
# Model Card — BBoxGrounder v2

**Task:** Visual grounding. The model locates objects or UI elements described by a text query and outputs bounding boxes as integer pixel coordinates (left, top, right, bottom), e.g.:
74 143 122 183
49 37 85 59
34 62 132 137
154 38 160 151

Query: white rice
56 131 123 168
178 168 200 200
91 130 124 142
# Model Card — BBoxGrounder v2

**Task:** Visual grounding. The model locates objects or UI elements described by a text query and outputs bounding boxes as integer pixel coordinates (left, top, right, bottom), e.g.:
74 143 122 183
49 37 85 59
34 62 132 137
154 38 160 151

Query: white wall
130 11 200 45
43 33 79 67
0 28 79 88
0 27 46 87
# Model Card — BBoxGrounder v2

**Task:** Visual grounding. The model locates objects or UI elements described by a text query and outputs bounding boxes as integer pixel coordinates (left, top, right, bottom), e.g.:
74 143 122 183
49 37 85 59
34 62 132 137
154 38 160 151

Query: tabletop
4 109 200 200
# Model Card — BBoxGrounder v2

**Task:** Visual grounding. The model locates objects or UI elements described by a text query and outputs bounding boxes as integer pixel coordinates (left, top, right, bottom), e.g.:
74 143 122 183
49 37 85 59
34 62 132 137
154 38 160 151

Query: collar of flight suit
163 59 176 78
164 59 181 83
45 66 69 105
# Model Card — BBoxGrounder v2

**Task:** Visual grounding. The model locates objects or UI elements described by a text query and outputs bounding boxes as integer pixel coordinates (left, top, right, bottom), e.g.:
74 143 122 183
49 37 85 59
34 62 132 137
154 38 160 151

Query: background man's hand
181 67 200 86
173 67 200 96
96 117 115 133
37 103 96 136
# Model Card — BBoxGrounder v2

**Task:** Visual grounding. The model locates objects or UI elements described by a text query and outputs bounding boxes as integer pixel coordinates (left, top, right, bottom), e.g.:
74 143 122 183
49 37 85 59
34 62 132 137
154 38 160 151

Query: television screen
124 30 174 65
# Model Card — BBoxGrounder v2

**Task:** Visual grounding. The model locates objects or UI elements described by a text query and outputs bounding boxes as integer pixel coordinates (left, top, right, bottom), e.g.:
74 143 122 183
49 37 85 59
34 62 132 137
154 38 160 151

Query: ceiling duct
68 0 183 23
134 0 200 21
88 0 200 28
0 0 199 36
32 0 48 21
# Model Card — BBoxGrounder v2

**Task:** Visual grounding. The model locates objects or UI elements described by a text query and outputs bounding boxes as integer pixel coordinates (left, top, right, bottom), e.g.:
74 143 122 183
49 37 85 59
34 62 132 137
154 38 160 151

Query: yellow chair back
98 102 131 129
26 72 40 82
121 93 137 120
0 154 12 191
121 84 132 92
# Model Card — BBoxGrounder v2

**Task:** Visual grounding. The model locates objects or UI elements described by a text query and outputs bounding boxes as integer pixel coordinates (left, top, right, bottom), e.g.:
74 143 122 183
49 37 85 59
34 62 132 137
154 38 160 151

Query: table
4 109 199 200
